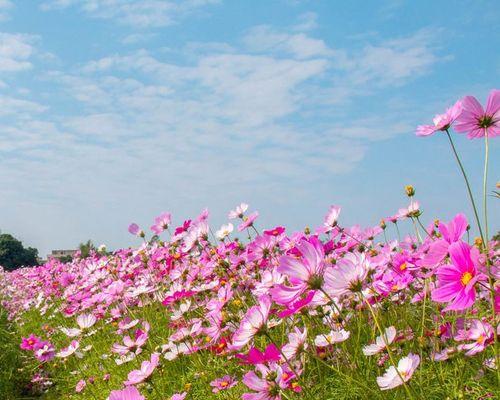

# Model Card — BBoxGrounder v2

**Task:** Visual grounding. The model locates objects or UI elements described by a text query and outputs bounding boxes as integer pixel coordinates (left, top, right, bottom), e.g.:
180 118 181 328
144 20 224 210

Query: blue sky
0 0 498 257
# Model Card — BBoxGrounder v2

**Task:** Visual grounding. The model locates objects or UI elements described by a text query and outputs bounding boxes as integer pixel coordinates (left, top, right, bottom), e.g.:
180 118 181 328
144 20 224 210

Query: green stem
445 130 484 242
363 296 415 400
483 134 499 384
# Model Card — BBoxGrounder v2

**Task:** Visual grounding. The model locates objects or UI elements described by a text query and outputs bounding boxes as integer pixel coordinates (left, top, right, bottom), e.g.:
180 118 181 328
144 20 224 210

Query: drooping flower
282 327 307 360
108 386 145 400
362 326 397 356
454 89 500 138
124 353 160 385
376 353 420 390
324 205 341 231
431 241 483 311
128 223 144 237
170 392 187 400
210 375 238 393
416 100 462 136
238 211 259 232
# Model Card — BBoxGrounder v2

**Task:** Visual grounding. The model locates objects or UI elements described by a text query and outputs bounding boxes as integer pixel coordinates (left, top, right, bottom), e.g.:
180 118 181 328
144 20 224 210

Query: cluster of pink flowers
1 89 498 399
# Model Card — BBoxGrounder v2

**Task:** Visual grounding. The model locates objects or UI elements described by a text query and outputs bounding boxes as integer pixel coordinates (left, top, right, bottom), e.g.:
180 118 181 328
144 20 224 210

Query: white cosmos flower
76 313 97 330
57 340 79 358
216 223 234 240
228 203 249 219
363 326 397 356
61 327 82 337
314 329 350 347
376 353 420 390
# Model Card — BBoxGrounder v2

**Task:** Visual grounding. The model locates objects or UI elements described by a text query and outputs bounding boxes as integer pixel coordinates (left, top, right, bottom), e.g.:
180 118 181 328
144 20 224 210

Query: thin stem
363 296 415 400
445 130 484 241
483 134 499 384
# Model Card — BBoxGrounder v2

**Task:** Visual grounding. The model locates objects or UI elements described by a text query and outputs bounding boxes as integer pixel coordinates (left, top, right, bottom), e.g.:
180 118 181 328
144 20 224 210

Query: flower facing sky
454 89 500 138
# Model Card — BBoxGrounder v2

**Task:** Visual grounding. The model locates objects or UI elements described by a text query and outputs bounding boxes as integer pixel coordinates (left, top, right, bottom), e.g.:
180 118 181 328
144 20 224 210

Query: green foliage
0 233 38 271
78 240 96 259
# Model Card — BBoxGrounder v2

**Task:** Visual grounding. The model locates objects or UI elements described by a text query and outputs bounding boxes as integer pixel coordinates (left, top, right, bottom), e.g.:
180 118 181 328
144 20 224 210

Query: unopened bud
405 185 415 197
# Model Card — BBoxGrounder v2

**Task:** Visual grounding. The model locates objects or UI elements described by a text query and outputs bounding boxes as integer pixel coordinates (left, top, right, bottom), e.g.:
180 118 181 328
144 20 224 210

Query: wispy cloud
40 0 221 28
0 33 38 72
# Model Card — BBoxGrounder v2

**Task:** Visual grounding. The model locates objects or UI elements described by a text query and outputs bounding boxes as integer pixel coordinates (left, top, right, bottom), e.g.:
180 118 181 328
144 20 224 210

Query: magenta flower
170 393 187 400
431 241 483 311
210 375 238 393
20 334 42 351
108 386 145 400
124 352 159 385
416 100 462 136
236 344 281 365
454 89 500 138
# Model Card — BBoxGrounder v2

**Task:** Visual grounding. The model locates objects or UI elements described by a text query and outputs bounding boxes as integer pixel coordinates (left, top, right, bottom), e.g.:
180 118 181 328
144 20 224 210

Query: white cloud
0 33 37 72
243 25 333 59
0 0 12 21
41 0 220 28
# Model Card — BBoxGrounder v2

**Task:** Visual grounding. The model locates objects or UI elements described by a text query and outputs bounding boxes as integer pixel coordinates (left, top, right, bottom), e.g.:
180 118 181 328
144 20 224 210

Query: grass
2 296 497 400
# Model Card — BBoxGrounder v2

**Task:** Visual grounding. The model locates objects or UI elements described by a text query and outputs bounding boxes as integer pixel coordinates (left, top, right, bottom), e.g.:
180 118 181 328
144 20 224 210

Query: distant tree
0 234 38 271
78 240 96 259
58 255 73 263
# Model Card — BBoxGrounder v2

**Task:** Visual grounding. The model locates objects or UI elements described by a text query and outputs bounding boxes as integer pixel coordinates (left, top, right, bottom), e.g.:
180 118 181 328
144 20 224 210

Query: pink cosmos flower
242 363 288 400
20 334 42 351
271 239 325 305
282 327 307 360
75 379 86 393
170 393 187 400
416 100 462 136
34 341 56 362
323 252 369 297
431 241 483 311
150 212 172 235
112 331 148 356
324 205 341 231
455 319 494 356
128 223 144 237
421 213 467 266
124 352 160 385
210 375 238 393
232 295 272 350
278 290 315 318
455 89 500 138
238 211 259 232
362 326 396 356
376 353 420 390
108 386 145 400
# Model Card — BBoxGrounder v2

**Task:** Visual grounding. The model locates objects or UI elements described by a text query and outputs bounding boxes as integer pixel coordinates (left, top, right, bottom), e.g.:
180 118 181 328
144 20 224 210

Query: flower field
0 90 499 400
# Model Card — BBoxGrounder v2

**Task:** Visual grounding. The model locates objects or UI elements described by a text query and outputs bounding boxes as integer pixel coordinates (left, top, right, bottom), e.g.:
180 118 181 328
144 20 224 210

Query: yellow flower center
477 335 485 344
461 272 473 286
399 262 407 271
221 381 229 388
